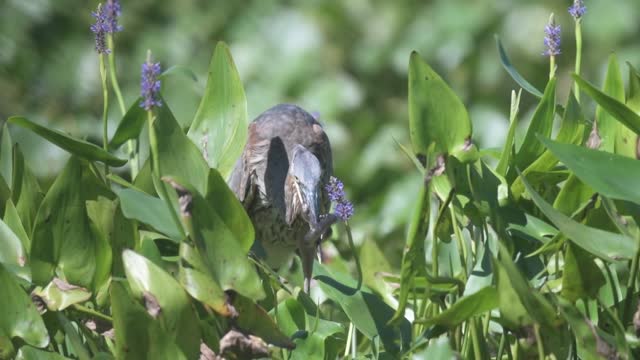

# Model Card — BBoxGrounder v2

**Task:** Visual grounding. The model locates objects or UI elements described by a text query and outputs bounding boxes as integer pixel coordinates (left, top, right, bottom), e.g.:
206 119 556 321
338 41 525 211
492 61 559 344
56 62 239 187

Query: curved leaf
495 35 543 98
520 170 636 261
160 65 198 82
109 98 145 150
540 137 640 205
574 74 640 136
122 250 201 359
418 286 498 328
0 264 49 348
117 188 184 242
7 116 126 166
408 51 474 159
188 41 248 178
0 216 29 281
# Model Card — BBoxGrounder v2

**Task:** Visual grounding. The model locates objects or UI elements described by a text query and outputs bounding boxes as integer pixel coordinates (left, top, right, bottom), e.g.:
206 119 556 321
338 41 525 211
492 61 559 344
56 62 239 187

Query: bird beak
301 186 321 231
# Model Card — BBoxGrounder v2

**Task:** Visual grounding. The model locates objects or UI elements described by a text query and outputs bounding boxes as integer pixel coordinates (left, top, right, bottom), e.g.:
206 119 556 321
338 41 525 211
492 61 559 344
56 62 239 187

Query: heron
229 104 334 292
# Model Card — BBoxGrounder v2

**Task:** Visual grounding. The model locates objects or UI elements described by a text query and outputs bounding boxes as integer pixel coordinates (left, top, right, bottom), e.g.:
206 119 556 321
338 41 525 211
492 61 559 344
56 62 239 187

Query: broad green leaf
0 264 48 348
13 144 43 234
188 42 248 177
166 175 264 300
4 200 30 259
561 243 605 302
109 97 145 150
123 250 200 359
230 292 295 349
178 242 230 316
418 286 498 328
0 124 12 188
314 263 411 355
111 282 187 360
155 100 209 195
593 54 627 154
360 238 396 306
16 346 71 360
557 299 614 360
540 137 640 205
86 197 116 290
496 89 522 176
273 298 345 360
520 171 637 260
574 75 640 136
7 116 127 166
30 157 104 288
31 278 91 311
513 78 556 172
512 91 585 198
117 188 183 241
495 36 543 98
408 51 474 159
413 337 456 360
552 174 593 216
0 216 29 281
204 169 254 253
628 62 640 110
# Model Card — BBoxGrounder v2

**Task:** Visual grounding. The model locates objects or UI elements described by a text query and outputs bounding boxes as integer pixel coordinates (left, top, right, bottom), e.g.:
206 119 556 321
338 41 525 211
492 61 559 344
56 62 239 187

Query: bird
228 104 333 292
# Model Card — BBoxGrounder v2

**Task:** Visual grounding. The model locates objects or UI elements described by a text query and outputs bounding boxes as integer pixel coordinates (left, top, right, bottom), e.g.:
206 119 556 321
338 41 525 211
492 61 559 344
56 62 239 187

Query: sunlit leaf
0 216 29 282
495 36 543 98
188 42 248 178
13 144 43 235
109 97 146 150
230 292 295 349
123 250 201 359
0 264 48 348
408 51 475 159
32 278 91 311
117 188 183 241
418 286 498 328
7 116 127 166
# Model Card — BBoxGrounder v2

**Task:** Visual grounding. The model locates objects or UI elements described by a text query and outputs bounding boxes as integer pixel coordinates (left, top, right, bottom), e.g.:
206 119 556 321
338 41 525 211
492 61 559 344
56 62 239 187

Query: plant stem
147 111 186 239
534 323 545 360
107 34 139 179
624 234 640 320
99 54 110 186
549 55 556 80
72 303 113 323
344 221 362 290
573 19 583 102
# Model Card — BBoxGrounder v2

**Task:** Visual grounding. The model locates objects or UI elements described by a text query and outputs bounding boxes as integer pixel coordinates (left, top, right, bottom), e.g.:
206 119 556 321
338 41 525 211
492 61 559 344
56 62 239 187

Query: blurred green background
1 0 639 265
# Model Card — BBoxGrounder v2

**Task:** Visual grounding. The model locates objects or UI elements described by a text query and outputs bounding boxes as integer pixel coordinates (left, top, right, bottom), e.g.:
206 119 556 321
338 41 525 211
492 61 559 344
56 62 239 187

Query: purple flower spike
90 1 122 54
325 176 354 221
543 15 561 57
140 55 162 111
569 0 586 19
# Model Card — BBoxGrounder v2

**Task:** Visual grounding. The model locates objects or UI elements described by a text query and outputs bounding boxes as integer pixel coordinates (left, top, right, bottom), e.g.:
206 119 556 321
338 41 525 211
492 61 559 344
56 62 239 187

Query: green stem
72 303 113 323
470 318 482 359
107 35 139 180
534 323 545 360
345 221 362 290
549 55 556 80
496 332 506 360
147 111 186 239
574 19 583 102
624 235 640 321
56 312 91 360
99 55 110 185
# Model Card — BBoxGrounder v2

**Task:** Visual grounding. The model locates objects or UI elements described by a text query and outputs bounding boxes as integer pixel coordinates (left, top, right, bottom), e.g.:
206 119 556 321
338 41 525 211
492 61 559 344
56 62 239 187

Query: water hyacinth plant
2 0 640 359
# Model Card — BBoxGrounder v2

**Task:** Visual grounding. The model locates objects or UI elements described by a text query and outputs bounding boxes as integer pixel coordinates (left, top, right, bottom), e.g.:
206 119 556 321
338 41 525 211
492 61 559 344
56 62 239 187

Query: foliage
2 1 640 359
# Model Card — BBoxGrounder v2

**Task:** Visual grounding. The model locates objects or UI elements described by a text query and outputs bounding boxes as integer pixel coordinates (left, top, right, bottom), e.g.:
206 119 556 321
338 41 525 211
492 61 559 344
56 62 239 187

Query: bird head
288 144 323 230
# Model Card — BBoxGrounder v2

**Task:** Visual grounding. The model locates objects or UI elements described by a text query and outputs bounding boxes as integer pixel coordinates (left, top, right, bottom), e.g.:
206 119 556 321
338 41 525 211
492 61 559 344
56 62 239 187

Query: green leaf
0 216 29 282
155 100 209 195
13 144 43 235
513 78 556 172
166 175 264 300
413 337 456 360
109 98 146 150
110 282 187 360
557 298 615 360
204 169 254 252
117 188 183 241
7 116 127 166
16 346 71 360
540 137 640 205
31 278 91 311
595 54 626 153
0 124 13 188
123 250 201 360
30 157 106 288
512 91 585 198
0 264 49 348
273 298 345 360
495 35 543 98
314 263 411 355
4 200 30 260
178 242 230 316
574 75 640 136
520 170 637 261
496 89 522 176
561 243 606 302
408 51 474 158
188 42 248 178
230 292 295 349
418 286 498 328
